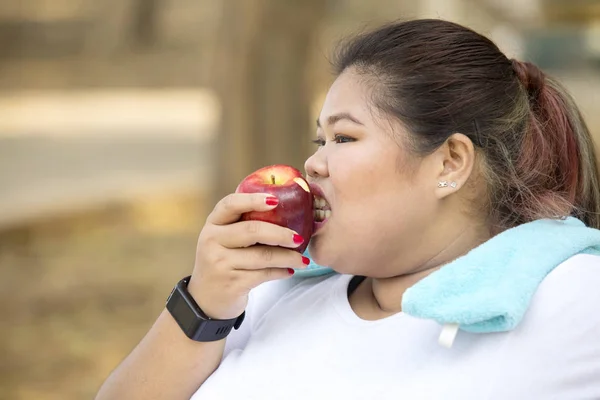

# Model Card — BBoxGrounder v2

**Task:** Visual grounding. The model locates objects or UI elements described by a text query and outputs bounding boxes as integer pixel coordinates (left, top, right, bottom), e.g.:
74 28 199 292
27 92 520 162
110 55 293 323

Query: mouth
310 184 331 225
313 196 331 222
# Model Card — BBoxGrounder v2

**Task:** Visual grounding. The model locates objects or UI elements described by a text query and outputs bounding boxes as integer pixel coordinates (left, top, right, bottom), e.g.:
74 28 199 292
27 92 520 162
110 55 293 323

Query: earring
438 181 458 188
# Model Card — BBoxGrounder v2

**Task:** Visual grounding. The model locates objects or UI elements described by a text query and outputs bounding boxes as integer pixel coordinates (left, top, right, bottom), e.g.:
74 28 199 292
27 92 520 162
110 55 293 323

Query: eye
311 137 326 147
334 135 355 144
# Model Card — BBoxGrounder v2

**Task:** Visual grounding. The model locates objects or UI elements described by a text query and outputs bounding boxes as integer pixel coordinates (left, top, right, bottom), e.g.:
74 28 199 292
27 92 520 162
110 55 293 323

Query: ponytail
510 60 600 229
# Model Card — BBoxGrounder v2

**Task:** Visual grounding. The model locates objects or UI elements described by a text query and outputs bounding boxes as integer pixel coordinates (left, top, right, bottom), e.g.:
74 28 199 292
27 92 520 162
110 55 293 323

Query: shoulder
514 253 600 345
534 253 600 309
489 254 600 396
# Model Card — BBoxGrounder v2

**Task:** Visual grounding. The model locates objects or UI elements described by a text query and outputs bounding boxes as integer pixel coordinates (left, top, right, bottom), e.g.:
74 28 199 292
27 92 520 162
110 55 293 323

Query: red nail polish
287 268 295 275
302 256 310 265
293 234 304 245
266 196 279 206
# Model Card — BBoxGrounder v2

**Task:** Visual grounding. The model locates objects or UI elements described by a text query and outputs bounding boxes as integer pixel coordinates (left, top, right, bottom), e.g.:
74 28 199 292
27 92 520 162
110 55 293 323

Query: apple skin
235 164 314 253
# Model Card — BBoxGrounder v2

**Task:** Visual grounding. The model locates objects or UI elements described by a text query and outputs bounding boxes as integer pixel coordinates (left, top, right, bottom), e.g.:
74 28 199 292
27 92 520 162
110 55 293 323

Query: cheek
326 139 432 222
328 145 392 196
332 163 434 235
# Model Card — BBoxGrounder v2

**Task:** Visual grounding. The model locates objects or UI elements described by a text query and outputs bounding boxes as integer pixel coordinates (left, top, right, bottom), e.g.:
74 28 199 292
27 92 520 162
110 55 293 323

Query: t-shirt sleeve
539 254 600 395
222 277 306 359
490 253 600 398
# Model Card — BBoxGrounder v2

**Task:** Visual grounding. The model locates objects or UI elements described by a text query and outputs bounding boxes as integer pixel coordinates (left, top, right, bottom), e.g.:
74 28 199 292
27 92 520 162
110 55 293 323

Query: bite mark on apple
293 177 310 193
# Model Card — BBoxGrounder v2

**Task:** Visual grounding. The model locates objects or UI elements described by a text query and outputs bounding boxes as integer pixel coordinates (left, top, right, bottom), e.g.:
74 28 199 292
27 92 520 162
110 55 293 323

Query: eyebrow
316 112 364 128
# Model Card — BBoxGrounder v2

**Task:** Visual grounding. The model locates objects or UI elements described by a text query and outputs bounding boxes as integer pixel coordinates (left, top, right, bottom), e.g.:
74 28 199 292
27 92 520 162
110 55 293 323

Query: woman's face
305 70 442 277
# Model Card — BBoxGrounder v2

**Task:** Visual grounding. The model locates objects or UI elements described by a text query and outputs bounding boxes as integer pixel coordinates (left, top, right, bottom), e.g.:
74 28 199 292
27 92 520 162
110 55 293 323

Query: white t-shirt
191 254 600 399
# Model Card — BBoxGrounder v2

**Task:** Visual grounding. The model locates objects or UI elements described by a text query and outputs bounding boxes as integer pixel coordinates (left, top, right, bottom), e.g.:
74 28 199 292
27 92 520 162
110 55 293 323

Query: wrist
185 276 225 320
187 275 246 321
165 276 245 342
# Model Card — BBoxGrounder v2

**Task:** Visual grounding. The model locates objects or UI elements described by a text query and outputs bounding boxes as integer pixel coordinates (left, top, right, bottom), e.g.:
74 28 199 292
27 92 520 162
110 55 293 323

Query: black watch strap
166 276 245 342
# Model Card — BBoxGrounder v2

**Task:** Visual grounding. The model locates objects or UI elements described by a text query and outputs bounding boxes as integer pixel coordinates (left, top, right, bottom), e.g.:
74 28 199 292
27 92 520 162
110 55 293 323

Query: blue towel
294 249 335 278
403 217 600 333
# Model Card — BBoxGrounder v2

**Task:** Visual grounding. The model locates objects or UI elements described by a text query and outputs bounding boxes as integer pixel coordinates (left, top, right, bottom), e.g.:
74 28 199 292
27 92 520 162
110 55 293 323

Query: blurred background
1 0 600 398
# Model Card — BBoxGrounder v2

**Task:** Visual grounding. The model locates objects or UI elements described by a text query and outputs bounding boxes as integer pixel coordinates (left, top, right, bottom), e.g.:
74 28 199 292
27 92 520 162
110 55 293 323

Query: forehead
319 70 373 122
320 70 406 138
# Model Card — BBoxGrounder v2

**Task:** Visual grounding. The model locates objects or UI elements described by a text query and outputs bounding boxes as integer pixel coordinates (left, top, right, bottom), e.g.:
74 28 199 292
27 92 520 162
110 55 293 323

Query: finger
230 245 310 271
216 220 305 249
207 193 279 226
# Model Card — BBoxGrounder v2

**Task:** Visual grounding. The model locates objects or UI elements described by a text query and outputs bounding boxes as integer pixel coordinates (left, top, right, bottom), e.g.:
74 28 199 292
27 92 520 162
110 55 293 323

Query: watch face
171 295 200 334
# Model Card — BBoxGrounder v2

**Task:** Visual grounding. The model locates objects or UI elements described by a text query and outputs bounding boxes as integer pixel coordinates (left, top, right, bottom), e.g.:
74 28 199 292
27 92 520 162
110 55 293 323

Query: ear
433 133 476 199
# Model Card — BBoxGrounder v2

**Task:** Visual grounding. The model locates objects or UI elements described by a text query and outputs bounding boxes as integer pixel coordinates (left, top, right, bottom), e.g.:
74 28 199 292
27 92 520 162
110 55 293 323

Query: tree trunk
210 0 326 202
131 0 161 47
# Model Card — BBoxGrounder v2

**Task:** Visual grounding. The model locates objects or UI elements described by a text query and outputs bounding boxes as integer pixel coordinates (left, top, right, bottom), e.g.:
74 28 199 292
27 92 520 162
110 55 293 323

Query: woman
96 19 600 399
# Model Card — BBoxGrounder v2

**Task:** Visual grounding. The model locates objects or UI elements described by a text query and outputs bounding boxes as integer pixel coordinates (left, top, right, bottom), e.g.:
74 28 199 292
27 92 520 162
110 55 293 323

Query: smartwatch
166 276 245 342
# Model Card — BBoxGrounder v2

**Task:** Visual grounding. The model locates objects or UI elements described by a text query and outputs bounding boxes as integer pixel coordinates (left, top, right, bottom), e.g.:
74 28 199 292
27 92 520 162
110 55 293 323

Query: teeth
313 196 329 210
313 209 331 222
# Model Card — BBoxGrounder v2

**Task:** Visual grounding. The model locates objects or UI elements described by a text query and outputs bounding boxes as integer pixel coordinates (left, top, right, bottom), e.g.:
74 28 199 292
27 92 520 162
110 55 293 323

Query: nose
305 148 328 179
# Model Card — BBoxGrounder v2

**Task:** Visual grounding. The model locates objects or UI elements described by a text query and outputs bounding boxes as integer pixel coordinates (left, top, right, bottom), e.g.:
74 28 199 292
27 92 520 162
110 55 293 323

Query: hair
332 19 600 231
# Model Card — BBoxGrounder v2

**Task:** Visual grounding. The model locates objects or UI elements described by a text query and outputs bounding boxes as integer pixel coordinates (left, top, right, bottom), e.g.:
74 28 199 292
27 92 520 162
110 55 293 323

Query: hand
187 193 309 320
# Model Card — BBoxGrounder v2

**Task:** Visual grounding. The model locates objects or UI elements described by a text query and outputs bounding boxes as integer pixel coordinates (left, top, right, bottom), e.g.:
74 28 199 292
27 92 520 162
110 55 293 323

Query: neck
367 220 491 316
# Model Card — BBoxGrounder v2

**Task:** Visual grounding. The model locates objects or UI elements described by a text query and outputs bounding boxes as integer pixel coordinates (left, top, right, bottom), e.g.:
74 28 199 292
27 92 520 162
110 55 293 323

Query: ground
0 193 206 400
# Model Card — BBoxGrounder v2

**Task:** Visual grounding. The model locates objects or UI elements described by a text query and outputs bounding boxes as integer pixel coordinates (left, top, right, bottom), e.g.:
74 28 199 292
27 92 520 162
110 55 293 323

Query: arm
95 309 226 400
95 193 308 399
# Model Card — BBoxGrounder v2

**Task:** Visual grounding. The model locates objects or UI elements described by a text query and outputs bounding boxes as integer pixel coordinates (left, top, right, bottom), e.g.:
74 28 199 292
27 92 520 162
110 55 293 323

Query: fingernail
287 268 295 275
293 234 304 245
302 256 310 265
266 196 279 206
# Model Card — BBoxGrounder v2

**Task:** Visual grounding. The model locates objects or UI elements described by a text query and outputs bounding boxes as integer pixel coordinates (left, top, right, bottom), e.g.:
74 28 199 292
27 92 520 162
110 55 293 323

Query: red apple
235 164 314 253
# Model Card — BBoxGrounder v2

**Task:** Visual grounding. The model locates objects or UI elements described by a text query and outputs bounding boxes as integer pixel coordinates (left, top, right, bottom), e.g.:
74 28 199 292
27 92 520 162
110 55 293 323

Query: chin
307 238 339 268
308 240 352 275
307 239 327 264
310 240 391 278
